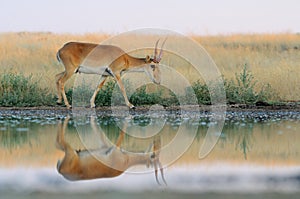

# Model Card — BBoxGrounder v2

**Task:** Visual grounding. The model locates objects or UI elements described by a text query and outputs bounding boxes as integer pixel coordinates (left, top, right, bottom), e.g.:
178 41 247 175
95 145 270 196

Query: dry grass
195 33 300 101
0 32 299 101
0 32 109 93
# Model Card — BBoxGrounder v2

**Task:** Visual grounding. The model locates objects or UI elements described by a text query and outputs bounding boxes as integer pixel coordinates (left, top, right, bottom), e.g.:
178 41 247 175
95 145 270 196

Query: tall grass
194 33 300 101
0 32 299 105
0 32 109 93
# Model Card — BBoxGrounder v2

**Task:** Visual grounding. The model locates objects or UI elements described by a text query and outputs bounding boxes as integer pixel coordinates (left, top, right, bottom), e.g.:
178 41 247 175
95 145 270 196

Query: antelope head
144 39 167 85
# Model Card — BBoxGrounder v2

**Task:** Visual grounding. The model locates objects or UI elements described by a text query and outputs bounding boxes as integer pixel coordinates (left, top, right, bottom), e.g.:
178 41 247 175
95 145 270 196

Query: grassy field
195 34 300 101
0 32 299 105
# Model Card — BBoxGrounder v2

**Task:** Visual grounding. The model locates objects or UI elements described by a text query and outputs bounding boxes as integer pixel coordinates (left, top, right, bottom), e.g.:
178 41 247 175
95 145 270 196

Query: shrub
225 64 275 104
96 80 123 106
0 67 277 107
130 85 162 106
0 73 53 106
187 80 211 105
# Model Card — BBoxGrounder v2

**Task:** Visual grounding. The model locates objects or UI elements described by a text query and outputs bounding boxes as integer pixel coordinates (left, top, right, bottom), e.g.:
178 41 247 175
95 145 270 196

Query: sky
1 0 300 35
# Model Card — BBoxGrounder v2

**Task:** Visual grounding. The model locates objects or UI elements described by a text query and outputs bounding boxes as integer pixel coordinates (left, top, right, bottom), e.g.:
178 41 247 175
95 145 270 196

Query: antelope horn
154 159 161 185
158 160 167 185
152 136 167 185
154 39 160 61
157 38 167 61
153 158 167 186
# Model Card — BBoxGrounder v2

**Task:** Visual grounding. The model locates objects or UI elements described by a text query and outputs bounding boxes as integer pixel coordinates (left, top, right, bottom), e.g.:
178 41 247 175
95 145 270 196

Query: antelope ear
145 55 151 62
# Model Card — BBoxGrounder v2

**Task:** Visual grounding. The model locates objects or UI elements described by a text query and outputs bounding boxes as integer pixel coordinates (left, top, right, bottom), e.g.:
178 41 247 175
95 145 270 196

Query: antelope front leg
114 75 135 109
90 77 107 108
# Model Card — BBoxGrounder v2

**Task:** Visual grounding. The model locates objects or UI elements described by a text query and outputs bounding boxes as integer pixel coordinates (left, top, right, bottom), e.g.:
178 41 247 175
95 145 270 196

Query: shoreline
0 104 300 120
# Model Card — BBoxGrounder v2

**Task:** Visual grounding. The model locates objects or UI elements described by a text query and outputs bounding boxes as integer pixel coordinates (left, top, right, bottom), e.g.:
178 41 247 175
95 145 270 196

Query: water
0 109 300 198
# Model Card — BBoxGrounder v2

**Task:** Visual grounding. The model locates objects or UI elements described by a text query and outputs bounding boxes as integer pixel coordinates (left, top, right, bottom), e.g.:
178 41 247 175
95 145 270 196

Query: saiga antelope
55 39 166 109
56 116 167 185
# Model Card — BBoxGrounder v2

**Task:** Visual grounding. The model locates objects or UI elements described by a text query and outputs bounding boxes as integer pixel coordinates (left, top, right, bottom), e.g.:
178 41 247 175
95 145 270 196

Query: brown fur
55 42 162 109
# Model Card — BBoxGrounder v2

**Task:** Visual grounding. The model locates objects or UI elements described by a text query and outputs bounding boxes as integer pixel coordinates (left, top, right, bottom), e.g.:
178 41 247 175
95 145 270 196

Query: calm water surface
0 110 300 198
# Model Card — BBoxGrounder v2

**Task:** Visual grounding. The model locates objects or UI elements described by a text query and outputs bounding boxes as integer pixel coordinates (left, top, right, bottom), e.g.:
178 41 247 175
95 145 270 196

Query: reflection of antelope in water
56 116 166 185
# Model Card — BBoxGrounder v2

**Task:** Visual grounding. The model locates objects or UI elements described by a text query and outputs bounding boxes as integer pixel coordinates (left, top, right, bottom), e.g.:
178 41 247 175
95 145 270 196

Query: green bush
186 80 211 105
130 85 162 106
66 83 94 106
67 81 179 107
225 64 275 104
161 91 180 107
185 64 276 105
66 80 121 106
96 80 123 106
0 73 53 106
0 68 278 107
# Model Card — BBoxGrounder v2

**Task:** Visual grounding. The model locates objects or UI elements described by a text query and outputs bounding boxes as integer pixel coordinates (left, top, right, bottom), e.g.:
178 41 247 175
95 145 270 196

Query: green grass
0 73 53 107
0 66 277 107
130 85 163 106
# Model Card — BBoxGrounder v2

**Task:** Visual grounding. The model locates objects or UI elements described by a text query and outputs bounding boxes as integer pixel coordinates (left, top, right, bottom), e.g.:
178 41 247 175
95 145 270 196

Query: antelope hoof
129 104 135 109
90 103 96 108
56 100 63 105
66 105 72 109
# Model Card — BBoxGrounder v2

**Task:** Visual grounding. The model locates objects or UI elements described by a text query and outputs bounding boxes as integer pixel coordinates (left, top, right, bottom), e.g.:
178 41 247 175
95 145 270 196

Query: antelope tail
56 49 62 63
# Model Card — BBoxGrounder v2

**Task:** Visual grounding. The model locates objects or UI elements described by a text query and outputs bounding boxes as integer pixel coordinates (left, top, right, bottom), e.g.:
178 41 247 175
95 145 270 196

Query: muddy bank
0 104 300 120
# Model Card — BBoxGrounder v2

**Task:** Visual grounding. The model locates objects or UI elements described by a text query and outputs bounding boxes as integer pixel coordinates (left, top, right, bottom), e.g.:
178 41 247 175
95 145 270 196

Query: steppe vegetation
0 32 299 106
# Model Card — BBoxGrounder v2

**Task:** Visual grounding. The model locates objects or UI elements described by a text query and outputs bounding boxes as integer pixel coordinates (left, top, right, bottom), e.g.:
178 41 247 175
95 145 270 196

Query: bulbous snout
152 68 161 85
154 79 161 85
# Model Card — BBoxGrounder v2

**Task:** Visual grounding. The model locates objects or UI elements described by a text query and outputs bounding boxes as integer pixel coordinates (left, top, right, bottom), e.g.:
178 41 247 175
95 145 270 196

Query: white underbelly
77 65 110 76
